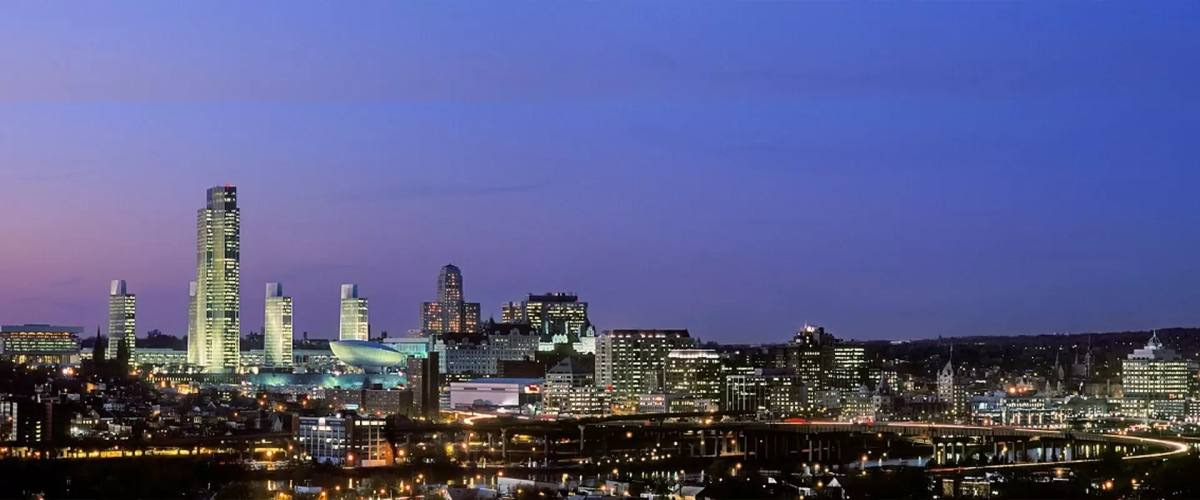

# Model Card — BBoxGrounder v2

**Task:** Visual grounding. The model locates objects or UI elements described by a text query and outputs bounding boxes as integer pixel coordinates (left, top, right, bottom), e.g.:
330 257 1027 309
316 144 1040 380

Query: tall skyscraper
192 186 240 372
339 284 369 341
106 279 136 361
186 281 198 365
596 329 695 411
264 283 293 369
420 265 481 335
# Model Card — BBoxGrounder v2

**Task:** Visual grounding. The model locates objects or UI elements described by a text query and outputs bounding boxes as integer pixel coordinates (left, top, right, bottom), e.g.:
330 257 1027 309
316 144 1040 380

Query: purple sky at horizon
2 2 1200 343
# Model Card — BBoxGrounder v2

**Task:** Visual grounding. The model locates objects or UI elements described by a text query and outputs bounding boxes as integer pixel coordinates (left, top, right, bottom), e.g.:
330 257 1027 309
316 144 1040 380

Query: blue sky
2 1 1199 342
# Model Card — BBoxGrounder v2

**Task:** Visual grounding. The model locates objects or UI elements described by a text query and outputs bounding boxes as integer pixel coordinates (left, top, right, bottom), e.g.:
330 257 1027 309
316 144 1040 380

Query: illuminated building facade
596 329 695 411
1122 331 1195 418
664 349 723 404
420 265 481 335
263 283 293 369
106 279 136 360
724 368 805 415
544 357 609 417
0 324 82 366
502 293 589 343
296 413 391 467
339 284 369 341
191 185 241 372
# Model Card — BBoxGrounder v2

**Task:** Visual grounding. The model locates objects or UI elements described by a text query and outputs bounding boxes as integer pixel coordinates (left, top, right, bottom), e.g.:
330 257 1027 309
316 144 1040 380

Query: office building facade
0 324 83 366
1122 332 1195 418
502 293 589 341
664 349 723 404
596 329 695 411
106 279 136 361
264 283 293 369
191 186 241 372
339 284 369 341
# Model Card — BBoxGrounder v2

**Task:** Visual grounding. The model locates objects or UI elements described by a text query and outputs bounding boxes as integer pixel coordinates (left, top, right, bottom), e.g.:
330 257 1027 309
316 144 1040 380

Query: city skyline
3 2 1200 342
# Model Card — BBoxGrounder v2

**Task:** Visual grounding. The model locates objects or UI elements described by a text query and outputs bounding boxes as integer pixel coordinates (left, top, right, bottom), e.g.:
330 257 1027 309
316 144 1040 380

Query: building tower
106 279 136 361
420 265 481 335
596 329 695 412
264 283 293 368
192 185 241 372
339 284 369 341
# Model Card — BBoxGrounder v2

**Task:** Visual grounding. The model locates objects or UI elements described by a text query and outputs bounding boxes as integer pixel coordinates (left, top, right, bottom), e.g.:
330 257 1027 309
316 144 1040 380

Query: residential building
596 329 695 411
106 280 136 361
339 284 369 341
191 185 241 372
420 264 481 335
263 283 293 369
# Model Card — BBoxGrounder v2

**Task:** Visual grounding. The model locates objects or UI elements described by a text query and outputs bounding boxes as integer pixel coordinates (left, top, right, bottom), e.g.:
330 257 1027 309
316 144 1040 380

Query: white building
190 186 241 372
339 284 369 342
264 283 293 368
107 279 136 360
1122 332 1196 419
449 378 543 414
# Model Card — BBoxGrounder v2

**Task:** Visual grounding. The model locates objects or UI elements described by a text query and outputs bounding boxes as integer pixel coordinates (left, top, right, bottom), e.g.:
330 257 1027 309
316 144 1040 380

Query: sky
2 1 1199 343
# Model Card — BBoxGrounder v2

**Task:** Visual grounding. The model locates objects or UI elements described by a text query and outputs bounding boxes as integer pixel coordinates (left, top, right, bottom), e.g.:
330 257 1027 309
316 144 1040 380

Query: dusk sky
2 2 1199 343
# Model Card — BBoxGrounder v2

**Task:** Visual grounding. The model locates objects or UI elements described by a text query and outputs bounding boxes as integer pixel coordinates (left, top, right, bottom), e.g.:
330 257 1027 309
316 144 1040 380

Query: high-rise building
724 368 805 416
502 293 589 342
1122 331 1195 418
106 280 136 361
664 349 723 404
191 185 241 372
296 412 391 467
938 357 967 422
264 283 294 369
596 329 695 412
339 284 369 341
420 265 481 335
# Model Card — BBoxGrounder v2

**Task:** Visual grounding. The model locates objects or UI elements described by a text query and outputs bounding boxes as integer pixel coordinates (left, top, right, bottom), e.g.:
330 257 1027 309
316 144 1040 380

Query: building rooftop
464 378 545 385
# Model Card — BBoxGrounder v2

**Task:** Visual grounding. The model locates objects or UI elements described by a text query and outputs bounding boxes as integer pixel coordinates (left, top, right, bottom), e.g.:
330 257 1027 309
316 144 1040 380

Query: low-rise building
295 412 391 467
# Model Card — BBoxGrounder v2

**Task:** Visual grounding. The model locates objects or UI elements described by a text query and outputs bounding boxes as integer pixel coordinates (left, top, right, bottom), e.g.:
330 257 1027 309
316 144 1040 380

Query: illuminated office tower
420 265 481 334
339 284 369 341
264 283 293 368
192 185 241 372
502 292 589 339
664 349 723 404
106 280 136 361
596 329 695 411
1122 331 1195 418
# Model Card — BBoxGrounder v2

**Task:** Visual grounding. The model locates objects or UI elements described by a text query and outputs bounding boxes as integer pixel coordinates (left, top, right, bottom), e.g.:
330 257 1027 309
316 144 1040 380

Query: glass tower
106 279 136 360
340 284 369 341
264 283 293 368
191 185 241 372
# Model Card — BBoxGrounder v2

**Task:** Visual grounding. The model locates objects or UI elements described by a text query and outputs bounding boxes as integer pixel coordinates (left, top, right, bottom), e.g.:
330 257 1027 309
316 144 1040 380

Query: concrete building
544 358 609 417
407 352 440 419
263 283 293 369
106 280 136 361
596 329 695 412
339 284 369 342
724 368 806 416
420 264 481 335
382 337 432 359
190 186 241 372
449 378 543 414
